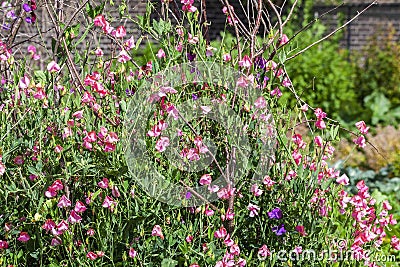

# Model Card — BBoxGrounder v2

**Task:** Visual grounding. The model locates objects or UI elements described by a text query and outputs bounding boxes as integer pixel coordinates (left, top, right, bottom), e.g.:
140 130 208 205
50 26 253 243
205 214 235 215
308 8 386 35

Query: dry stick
250 0 263 60
267 0 283 41
281 0 298 27
200 0 210 45
287 1 377 61
223 0 242 61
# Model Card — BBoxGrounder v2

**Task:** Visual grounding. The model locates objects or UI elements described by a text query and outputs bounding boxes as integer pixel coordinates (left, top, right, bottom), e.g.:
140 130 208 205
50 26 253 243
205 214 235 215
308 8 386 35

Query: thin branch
287 1 377 61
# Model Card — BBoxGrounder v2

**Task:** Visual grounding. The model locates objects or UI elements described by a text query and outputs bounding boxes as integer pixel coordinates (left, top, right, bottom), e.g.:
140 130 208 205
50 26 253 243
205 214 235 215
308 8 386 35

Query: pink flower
87 228 95 236
353 136 366 148
391 236 400 250
124 36 135 50
239 55 251 68
292 150 302 165
314 136 323 147
0 240 9 249
57 195 71 208
72 110 84 119
94 15 107 27
247 203 260 217
115 26 126 38
102 196 117 210
355 121 369 135
51 237 62 246
258 244 271 258
111 185 121 198
118 50 131 63
94 47 104 56
156 48 166 59
199 174 212 185
56 220 69 233
54 145 63 153
186 235 193 243
336 174 349 185
279 34 289 45
214 226 227 238
236 76 249 88
151 225 164 239
42 219 56 232
98 178 109 189
155 136 170 152
270 87 282 98
200 105 211 114
13 155 24 165
19 76 30 89
47 61 60 72
0 161 5 176
74 201 87 213
223 53 231 62
17 232 30 242
250 184 263 196
254 96 266 109
315 119 326 129
382 200 392 210
87 251 98 260
68 210 82 224
129 247 137 258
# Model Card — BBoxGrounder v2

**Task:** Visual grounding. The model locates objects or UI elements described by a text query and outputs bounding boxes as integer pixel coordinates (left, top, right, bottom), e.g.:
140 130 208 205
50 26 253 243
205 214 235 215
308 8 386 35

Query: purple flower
255 57 267 69
25 17 32 24
272 224 286 236
268 208 283 219
23 3 32 12
187 53 196 62
185 191 192 199
192 94 198 100
6 11 17 20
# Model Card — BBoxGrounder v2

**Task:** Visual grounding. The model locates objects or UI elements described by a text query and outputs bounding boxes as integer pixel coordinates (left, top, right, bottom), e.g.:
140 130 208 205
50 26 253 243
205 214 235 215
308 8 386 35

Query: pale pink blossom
156 48 166 59
47 61 61 72
238 55 251 68
247 203 260 217
155 136 170 152
199 174 212 185
152 225 164 239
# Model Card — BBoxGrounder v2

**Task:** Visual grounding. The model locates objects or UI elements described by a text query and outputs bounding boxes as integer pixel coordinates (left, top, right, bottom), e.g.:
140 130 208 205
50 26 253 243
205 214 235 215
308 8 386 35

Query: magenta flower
22 3 32 12
17 232 30 242
56 220 69 233
336 174 349 185
102 196 117 210
268 208 283 219
239 55 251 68
74 201 87 213
68 210 82 224
87 251 98 260
115 25 126 38
98 178 109 189
391 236 400 250
355 120 369 135
118 50 131 63
42 219 56 232
13 155 24 165
199 174 212 185
47 61 60 72
129 247 137 258
151 225 164 239
353 135 366 148
51 237 62 246
57 195 71 208
87 228 95 236
295 225 307 236
247 203 260 217
0 240 9 249
155 136 170 152
279 34 289 45
258 244 271 258
214 226 227 239
250 184 263 197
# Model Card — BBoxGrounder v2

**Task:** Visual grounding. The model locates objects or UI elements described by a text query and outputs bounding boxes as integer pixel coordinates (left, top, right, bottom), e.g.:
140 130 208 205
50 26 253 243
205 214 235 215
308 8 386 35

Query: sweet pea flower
355 120 369 135
98 178 109 189
68 210 82 224
151 225 164 239
336 174 349 185
272 224 286 236
268 208 283 219
129 247 137 258
199 174 212 185
57 195 71 208
391 236 400 250
156 48 166 59
353 136 366 148
223 53 231 62
17 232 30 242
0 240 8 249
214 226 227 238
248 203 260 217
51 237 62 246
238 55 251 68
47 61 60 72
155 136 170 152
118 50 131 63
258 244 271 258
74 201 87 213
115 25 126 38
87 251 98 260
279 34 289 45
295 225 307 236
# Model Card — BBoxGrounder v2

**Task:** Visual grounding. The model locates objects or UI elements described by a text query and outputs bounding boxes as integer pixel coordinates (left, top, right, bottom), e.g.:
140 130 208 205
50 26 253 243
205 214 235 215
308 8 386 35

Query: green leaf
161 258 178 267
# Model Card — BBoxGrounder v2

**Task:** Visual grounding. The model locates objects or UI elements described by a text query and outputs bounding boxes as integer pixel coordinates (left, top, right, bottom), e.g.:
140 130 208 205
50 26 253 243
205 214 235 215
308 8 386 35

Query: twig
287 1 377 61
